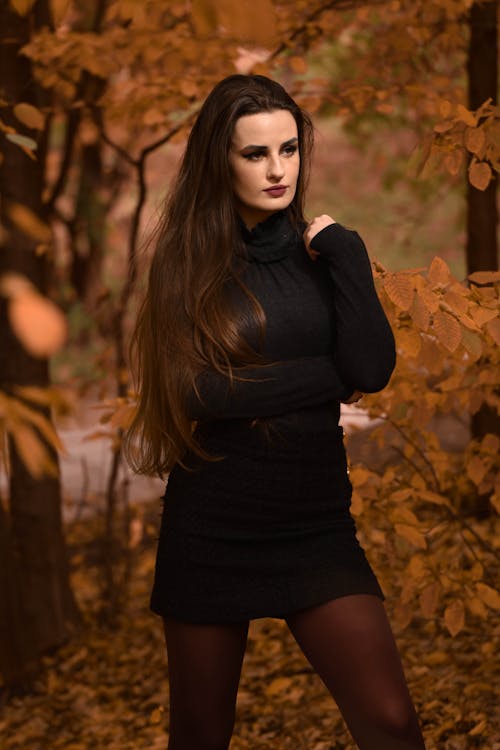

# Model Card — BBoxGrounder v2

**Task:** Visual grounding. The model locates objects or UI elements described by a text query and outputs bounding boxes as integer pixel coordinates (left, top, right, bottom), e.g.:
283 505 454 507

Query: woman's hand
341 390 363 404
303 214 336 261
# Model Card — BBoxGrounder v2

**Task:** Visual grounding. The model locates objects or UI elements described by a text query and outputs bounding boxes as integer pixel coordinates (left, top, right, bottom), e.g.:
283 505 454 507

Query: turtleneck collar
238 210 298 264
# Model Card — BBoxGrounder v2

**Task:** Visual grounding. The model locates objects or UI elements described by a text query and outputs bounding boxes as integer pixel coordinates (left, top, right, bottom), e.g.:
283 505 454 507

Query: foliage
348 260 500 636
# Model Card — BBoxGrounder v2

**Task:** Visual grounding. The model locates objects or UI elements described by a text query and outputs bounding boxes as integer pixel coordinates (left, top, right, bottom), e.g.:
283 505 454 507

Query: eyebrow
239 136 298 151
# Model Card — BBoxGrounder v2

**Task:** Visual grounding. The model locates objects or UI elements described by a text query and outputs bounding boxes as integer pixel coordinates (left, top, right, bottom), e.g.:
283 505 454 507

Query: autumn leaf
13 102 45 130
8 291 67 358
420 582 440 618
383 273 414 311
475 583 500 611
466 455 487 486
428 256 451 287
433 309 461 352
394 524 427 549
444 600 465 637
469 161 492 191
464 126 486 156
9 0 36 15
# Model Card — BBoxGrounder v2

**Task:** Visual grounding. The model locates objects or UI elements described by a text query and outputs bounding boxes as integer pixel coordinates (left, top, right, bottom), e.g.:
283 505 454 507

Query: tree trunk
0 1 81 687
466 0 499 517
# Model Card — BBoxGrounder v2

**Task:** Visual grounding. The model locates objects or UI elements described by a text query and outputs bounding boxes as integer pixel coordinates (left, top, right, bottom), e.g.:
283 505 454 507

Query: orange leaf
383 273 414 311
475 583 500 611
468 270 500 284
420 582 440 618
6 202 52 242
289 56 307 75
464 126 486 156
467 455 487 486
13 102 45 130
444 599 465 637
409 290 430 331
9 0 36 15
433 309 461 352
469 161 492 191
8 292 67 358
486 318 500 346
455 104 476 127
394 524 427 549
428 256 451 286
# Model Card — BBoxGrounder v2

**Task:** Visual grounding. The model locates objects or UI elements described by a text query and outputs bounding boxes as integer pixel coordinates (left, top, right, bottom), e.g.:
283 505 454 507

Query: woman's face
228 109 300 229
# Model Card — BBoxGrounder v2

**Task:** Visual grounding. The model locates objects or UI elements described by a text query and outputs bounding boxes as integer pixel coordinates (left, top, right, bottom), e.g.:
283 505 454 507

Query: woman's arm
187 355 353 420
307 220 396 393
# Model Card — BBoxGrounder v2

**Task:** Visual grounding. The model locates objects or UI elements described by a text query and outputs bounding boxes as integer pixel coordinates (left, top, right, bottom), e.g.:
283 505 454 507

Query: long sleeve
187 355 353 421
310 223 396 393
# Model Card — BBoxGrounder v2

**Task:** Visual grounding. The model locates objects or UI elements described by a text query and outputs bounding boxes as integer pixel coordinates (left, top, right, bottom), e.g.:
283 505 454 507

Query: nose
267 153 285 181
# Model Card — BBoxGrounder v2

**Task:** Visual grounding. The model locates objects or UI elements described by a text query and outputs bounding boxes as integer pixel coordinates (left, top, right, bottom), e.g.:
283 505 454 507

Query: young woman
126 74 426 750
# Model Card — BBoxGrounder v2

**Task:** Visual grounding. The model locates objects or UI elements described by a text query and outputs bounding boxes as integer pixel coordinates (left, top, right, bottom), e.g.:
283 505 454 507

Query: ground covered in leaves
1 500 498 750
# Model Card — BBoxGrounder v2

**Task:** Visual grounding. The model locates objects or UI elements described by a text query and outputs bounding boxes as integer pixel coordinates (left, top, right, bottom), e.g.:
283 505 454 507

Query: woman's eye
282 145 298 157
243 152 264 161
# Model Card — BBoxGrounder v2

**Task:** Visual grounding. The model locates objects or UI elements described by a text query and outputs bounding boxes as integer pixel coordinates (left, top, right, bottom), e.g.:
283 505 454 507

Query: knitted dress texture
150 211 396 622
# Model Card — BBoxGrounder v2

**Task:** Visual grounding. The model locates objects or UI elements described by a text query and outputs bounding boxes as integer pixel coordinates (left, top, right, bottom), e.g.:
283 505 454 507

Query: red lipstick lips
264 185 287 197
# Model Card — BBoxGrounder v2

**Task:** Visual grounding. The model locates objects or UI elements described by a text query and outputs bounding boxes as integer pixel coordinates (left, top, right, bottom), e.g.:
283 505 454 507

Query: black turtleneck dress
150 211 396 623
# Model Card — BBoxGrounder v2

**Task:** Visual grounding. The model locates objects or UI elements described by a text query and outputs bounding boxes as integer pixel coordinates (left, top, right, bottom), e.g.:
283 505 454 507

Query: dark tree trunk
466 0 499 517
0 1 81 687
466 0 498 276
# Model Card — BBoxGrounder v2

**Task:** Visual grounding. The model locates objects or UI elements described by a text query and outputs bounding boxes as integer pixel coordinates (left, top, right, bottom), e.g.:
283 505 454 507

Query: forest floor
1 490 498 750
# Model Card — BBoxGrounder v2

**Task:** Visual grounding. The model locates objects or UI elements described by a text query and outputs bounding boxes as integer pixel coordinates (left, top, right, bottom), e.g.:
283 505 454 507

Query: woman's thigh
285 594 426 749
162 617 249 748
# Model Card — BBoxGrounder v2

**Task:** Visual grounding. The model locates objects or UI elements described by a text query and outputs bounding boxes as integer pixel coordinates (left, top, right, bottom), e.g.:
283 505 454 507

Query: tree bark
0 1 81 687
466 0 498 276
466 0 499 516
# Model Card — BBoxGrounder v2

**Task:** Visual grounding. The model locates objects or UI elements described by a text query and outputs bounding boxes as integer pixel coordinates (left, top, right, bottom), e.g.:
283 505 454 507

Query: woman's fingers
303 214 336 260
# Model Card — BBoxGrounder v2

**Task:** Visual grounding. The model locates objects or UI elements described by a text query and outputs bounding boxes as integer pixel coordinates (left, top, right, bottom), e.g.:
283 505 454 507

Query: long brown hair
124 75 314 476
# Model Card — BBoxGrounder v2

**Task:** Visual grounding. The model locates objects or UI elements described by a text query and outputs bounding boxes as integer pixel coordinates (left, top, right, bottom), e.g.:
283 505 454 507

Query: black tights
162 594 426 750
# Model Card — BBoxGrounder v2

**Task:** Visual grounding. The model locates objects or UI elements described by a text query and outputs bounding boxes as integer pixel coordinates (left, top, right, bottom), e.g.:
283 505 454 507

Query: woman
126 75 426 750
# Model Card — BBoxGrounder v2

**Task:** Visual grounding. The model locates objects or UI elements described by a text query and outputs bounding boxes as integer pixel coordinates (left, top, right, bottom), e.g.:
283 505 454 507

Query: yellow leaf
444 599 465 637
466 455 487 486
420 582 440 617
433 309 461 352
428 256 451 286
13 102 45 130
383 273 414 311
394 524 427 549
9 0 36 15
444 149 463 176
469 161 492 191
396 328 421 358
8 292 67 358
475 583 500 611
464 126 486 156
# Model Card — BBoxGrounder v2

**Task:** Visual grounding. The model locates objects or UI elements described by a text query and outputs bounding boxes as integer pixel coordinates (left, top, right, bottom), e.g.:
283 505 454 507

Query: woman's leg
162 617 249 750
285 594 426 750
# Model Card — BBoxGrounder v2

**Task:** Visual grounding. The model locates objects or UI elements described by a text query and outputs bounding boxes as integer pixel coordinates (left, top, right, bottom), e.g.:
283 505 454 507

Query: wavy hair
124 74 314 476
